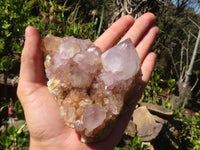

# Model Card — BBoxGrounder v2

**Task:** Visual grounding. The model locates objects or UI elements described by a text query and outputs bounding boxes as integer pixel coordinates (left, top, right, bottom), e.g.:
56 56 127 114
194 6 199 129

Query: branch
127 0 136 6
189 31 198 39
124 0 133 14
180 46 184 77
185 29 200 83
180 66 186 82
195 59 200 63
188 17 200 29
63 0 68 7
186 47 189 68
191 76 199 91
181 29 190 67
132 1 145 13
161 44 179 79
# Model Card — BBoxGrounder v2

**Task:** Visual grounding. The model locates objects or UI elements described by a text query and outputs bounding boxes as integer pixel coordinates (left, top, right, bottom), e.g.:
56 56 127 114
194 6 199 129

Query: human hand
17 13 159 150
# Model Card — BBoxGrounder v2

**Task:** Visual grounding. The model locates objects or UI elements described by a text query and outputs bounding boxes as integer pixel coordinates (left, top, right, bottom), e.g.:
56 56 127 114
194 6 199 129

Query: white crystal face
101 39 140 85
42 34 141 143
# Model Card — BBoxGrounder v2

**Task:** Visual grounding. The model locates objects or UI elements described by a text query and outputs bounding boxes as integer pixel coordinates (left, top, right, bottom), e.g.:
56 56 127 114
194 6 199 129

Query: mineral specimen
42 34 141 143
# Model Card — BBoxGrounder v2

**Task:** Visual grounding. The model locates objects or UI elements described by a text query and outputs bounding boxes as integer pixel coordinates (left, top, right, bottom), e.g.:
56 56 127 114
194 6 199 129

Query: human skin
17 13 159 150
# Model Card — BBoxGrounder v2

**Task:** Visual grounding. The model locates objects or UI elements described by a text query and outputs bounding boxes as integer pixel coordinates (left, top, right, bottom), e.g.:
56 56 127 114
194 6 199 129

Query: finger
119 13 156 47
19 26 45 84
141 52 157 85
136 26 159 62
95 15 134 52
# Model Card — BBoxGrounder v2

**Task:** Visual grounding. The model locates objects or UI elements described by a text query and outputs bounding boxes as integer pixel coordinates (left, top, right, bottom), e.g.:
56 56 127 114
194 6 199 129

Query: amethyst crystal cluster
42 34 141 143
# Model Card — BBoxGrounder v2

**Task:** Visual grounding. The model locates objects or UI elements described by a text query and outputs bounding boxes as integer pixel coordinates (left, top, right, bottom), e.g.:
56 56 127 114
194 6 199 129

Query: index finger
94 15 134 52
119 13 156 46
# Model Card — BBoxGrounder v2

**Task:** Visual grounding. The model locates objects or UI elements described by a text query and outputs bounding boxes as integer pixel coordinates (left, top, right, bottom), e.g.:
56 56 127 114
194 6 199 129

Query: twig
191 76 199 91
180 46 184 77
189 31 198 39
67 0 80 24
161 44 179 79
124 0 132 14
186 47 189 68
63 0 68 7
188 17 200 29
180 66 185 82
127 0 135 6
132 1 145 13
195 59 200 63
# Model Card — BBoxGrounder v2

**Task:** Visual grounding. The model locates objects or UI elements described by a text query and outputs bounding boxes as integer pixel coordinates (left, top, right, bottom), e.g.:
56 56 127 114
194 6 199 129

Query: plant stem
97 1 104 38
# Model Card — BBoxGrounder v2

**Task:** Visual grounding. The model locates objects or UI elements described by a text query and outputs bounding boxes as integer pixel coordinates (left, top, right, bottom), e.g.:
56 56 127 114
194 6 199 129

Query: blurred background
0 0 199 149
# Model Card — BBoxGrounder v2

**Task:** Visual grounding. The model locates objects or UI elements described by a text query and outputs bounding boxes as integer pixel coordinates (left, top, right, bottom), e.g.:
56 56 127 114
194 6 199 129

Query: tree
167 18 200 109
171 0 200 13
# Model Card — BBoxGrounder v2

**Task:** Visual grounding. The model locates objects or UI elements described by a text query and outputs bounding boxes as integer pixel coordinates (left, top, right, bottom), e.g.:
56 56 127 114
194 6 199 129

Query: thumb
19 26 44 84
17 26 45 102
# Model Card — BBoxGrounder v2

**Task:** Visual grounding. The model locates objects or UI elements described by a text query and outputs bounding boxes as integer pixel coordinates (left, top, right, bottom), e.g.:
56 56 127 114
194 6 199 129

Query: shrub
173 109 200 149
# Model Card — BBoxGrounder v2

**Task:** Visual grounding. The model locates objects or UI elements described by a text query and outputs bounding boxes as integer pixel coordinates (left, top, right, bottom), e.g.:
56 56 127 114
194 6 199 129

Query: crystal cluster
42 34 141 143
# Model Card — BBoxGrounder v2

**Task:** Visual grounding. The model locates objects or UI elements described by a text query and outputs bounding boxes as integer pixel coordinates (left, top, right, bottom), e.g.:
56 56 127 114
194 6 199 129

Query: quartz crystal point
42 34 141 143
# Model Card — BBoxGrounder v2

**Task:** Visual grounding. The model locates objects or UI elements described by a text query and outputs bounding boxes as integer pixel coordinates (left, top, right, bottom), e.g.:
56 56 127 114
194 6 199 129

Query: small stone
42 34 141 143
133 106 164 141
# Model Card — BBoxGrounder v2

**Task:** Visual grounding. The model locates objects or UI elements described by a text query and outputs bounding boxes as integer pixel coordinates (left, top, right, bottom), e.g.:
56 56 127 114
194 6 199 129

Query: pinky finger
141 52 157 86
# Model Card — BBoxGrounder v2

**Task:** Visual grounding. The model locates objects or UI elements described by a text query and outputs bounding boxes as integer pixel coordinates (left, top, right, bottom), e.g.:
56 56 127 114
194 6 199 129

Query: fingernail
25 27 32 39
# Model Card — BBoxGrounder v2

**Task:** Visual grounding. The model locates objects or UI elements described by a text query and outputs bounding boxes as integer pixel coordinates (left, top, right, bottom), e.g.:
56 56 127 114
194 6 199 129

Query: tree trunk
171 80 191 110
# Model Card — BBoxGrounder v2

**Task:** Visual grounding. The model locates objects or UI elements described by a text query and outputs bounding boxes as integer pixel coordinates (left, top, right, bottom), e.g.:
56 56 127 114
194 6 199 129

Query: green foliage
193 70 200 76
155 1 200 84
125 137 149 150
0 38 5 54
0 122 29 149
173 109 200 149
0 0 106 66
0 1 107 149
0 0 39 55
167 78 176 92
0 100 27 149
190 111 200 150
143 67 164 103
162 101 172 109
14 100 25 120
0 56 17 72
31 0 107 40
115 136 149 150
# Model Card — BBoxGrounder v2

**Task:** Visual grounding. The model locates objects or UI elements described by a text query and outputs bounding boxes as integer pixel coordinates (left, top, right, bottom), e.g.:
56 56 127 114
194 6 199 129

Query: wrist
29 137 66 150
29 136 93 150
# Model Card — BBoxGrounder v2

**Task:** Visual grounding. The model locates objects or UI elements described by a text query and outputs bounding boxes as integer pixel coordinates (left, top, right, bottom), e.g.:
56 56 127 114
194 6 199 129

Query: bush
143 67 164 103
174 109 200 149
0 0 40 55
0 122 29 149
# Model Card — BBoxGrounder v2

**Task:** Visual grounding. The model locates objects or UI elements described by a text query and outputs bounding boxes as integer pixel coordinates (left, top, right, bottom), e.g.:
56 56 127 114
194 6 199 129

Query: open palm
17 13 159 150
